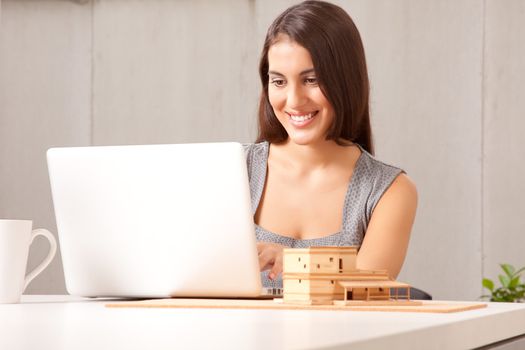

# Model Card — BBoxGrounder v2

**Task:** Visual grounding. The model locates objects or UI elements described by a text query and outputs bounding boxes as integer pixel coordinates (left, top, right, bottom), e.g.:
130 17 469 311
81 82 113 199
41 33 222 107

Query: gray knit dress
243 141 403 288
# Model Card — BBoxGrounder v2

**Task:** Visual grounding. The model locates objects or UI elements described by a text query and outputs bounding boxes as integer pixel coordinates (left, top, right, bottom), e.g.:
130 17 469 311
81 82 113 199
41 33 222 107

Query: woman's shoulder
357 147 404 181
355 147 417 211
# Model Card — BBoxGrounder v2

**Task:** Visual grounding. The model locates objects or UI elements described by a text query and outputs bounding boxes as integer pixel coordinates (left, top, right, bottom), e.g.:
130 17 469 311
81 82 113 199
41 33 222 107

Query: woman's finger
269 252 283 280
258 249 274 271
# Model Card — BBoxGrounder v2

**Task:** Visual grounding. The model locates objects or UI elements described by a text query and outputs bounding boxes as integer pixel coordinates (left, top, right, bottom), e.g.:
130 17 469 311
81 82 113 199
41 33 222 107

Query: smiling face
267 36 335 146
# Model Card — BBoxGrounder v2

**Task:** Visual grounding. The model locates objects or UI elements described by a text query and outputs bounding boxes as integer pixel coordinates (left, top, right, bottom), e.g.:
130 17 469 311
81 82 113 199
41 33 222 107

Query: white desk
1 295 525 350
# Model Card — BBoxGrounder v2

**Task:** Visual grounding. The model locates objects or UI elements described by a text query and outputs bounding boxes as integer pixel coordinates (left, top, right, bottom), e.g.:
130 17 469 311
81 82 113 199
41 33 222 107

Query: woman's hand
257 242 285 280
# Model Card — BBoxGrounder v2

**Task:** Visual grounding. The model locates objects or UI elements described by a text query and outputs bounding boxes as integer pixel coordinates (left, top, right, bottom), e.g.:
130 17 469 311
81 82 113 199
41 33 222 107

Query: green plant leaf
499 274 511 288
515 266 525 277
516 289 525 300
482 278 494 292
501 264 515 278
510 277 521 288
482 264 525 302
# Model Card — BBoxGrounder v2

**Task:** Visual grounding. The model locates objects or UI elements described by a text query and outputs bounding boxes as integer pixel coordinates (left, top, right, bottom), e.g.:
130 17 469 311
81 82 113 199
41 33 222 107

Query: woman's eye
305 77 318 85
270 79 285 87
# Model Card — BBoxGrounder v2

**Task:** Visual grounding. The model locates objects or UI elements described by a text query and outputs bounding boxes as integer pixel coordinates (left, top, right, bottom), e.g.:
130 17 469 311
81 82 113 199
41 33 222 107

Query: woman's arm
356 173 418 279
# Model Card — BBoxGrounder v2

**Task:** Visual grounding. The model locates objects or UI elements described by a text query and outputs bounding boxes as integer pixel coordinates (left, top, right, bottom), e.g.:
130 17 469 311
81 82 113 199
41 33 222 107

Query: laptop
47 142 280 298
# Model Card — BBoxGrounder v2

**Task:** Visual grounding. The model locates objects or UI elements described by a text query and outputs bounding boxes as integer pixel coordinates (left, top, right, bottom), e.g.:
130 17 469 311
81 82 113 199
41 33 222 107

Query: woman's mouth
287 111 318 127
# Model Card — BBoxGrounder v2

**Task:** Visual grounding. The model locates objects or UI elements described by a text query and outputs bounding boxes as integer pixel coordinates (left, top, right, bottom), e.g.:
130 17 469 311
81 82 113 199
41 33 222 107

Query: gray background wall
0 0 523 300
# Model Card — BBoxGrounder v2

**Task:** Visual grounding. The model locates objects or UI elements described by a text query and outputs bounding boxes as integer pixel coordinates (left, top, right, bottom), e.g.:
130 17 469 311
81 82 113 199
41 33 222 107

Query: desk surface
1 295 525 350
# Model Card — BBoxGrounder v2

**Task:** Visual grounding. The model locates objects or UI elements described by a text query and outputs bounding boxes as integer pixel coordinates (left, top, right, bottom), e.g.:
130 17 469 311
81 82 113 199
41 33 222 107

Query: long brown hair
256 0 374 154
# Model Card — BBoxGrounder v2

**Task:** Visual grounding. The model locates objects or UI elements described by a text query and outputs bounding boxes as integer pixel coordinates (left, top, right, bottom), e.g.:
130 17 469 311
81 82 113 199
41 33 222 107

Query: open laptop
47 142 280 298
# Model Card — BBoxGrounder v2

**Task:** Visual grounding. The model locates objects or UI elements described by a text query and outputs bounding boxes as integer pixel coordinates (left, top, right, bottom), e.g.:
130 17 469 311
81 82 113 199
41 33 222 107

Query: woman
245 0 417 289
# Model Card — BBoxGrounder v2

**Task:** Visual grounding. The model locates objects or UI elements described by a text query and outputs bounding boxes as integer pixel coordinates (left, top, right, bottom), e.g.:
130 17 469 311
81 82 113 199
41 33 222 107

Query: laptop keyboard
262 287 283 296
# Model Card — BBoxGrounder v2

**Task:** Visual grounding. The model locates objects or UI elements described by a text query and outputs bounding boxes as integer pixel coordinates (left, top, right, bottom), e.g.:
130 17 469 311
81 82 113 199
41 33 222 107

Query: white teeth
289 112 315 122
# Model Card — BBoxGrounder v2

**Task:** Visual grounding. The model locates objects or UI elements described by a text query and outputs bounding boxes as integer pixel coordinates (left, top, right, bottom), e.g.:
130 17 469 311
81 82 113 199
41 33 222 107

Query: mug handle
23 229 58 291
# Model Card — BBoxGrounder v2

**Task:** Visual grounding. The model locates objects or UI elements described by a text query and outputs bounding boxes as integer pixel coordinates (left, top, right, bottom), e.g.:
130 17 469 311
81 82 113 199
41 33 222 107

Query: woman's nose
286 84 307 108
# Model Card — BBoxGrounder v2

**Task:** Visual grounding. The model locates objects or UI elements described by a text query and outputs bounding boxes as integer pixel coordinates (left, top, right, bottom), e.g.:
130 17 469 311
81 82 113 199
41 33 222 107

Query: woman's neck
270 138 355 173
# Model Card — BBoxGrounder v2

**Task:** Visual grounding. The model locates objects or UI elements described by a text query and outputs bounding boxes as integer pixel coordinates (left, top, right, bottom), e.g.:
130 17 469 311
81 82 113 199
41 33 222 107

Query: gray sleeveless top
243 141 403 288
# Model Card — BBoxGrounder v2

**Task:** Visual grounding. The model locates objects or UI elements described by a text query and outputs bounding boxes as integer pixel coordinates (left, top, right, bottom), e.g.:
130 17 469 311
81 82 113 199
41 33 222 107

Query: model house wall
283 247 357 274
282 247 413 304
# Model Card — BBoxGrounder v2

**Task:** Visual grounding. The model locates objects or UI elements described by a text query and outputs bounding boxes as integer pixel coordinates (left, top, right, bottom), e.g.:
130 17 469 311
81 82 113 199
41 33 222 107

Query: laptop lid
47 142 262 298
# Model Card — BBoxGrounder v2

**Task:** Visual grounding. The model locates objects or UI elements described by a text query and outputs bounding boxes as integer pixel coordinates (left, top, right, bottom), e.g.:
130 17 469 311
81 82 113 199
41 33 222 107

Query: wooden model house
282 247 417 306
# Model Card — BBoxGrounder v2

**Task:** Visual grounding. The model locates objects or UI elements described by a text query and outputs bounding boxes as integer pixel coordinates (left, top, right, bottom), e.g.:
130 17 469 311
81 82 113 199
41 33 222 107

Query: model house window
329 257 333 262
317 264 320 269
298 257 301 262
339 258 343 270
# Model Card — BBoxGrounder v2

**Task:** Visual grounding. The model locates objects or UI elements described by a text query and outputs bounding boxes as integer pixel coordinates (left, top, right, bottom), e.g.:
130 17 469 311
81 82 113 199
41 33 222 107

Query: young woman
244 1 417 289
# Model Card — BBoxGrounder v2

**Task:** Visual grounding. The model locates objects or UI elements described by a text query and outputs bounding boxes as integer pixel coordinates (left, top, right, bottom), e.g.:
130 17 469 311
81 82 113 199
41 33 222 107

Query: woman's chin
288 133 322 146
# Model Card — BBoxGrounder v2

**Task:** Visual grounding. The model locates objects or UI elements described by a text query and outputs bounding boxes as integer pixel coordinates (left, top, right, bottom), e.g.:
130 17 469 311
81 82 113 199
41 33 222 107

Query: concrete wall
0 0 92 294
1 0 523 300
92 0 259 146
483 0 525 283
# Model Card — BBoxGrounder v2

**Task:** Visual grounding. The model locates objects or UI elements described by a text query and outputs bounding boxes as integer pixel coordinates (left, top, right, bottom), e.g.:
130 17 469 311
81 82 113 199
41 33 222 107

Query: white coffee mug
0 219 57 303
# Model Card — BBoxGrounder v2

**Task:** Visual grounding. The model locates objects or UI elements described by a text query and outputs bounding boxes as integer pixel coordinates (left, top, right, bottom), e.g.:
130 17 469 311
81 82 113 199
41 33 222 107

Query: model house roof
338 280 411 289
